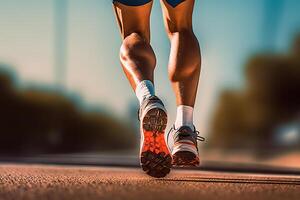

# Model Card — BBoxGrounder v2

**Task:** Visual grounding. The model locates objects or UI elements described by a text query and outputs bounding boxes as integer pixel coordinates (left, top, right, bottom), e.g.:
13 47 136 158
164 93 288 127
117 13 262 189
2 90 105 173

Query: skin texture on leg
160 0 201 107
113 1 156 91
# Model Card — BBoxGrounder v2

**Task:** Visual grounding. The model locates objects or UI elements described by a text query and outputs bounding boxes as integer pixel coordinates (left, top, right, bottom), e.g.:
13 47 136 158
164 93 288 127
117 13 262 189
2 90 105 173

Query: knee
168 30 201 81
120 32 156 68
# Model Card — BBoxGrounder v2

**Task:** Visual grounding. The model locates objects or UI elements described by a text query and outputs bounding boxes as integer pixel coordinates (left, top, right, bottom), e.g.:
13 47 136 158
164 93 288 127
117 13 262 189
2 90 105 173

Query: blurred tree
207 34 300 156
0 65 136 155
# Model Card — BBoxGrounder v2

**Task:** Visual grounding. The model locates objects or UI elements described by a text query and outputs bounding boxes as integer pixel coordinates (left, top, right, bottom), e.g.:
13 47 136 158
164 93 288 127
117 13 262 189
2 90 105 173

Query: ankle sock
135 80 155 105
175 105 194 130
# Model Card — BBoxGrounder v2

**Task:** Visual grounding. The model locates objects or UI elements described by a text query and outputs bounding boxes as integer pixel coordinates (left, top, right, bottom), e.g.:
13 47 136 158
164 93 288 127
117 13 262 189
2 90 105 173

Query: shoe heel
172 150 200 167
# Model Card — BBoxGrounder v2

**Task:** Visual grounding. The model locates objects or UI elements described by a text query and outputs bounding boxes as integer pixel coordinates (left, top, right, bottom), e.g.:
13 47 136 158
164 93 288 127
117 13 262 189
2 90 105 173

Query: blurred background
0 0 299 170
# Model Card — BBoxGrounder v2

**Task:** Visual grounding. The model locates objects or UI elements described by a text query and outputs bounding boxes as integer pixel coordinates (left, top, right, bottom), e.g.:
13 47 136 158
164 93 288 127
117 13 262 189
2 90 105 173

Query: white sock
175 105 194 130
135 80 155 105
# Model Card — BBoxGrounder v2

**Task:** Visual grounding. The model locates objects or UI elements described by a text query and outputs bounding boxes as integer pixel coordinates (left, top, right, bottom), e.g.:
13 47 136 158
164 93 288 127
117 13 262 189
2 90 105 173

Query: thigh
113 0 153 42
165 0 186 8
160 0 195 34
113 0 152 6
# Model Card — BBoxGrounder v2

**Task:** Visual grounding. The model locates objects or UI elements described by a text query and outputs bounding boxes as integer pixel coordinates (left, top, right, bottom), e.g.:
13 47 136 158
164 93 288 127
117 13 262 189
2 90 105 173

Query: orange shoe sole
140 108 171 178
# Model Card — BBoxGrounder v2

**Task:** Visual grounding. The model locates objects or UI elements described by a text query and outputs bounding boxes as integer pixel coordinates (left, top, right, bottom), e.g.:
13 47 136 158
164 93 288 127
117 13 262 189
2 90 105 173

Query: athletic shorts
113 0 185 8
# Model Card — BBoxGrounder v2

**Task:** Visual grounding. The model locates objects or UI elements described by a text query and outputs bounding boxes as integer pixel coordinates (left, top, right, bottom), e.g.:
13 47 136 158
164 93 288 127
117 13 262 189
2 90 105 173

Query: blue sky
0 0 299 134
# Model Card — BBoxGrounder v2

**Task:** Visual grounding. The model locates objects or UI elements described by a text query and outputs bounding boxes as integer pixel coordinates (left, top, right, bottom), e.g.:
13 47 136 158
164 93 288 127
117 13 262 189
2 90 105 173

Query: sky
0 0 300 135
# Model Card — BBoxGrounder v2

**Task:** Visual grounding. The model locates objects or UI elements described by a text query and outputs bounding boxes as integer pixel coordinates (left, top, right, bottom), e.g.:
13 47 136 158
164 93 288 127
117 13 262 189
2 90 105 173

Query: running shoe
139 96 172 178
167 125 205 167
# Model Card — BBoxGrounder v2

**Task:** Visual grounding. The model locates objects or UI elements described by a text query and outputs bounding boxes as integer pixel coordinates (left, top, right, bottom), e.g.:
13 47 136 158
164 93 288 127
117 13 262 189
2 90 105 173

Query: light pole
54 0 68 89
262 0 284 50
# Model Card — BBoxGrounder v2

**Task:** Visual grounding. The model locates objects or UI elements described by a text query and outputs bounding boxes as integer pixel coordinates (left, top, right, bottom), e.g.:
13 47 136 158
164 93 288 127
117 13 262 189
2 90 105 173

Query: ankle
135 80 155 105
174 105 194 130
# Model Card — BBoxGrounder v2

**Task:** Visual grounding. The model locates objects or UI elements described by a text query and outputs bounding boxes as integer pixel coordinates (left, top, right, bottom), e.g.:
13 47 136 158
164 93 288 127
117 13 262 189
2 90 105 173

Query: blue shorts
113 0 185 7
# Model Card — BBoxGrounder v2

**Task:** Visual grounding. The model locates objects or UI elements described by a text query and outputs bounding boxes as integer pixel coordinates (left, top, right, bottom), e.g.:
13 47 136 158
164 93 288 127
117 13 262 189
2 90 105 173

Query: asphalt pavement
0 164 299 200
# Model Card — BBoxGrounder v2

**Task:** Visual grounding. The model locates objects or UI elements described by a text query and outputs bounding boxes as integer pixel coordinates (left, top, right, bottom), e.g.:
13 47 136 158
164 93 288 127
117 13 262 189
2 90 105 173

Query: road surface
0 164 299 200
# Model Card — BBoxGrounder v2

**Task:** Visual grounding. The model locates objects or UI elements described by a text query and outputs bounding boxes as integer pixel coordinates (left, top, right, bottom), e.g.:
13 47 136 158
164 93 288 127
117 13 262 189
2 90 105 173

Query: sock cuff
135 80 154 95
177 105 194 111
135 80 155 105
175 105 194 129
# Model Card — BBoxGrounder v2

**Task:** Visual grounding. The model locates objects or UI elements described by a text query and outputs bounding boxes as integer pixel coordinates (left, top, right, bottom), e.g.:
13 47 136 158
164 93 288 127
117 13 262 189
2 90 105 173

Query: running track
0 164 299 200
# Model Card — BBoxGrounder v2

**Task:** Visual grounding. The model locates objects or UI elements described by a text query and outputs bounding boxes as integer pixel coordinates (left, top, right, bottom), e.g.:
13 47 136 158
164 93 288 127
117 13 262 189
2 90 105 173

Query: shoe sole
140 107 171 178
172 151 200 167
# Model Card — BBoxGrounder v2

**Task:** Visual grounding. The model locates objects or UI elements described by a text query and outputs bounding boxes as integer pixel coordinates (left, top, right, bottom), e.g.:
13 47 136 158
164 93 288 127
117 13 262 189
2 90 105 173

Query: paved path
0 164 299 200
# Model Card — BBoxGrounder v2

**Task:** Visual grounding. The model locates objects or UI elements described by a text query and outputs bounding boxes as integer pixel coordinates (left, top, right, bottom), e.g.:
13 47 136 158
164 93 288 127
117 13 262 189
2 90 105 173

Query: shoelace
195 130 205 142
168 126 205 142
